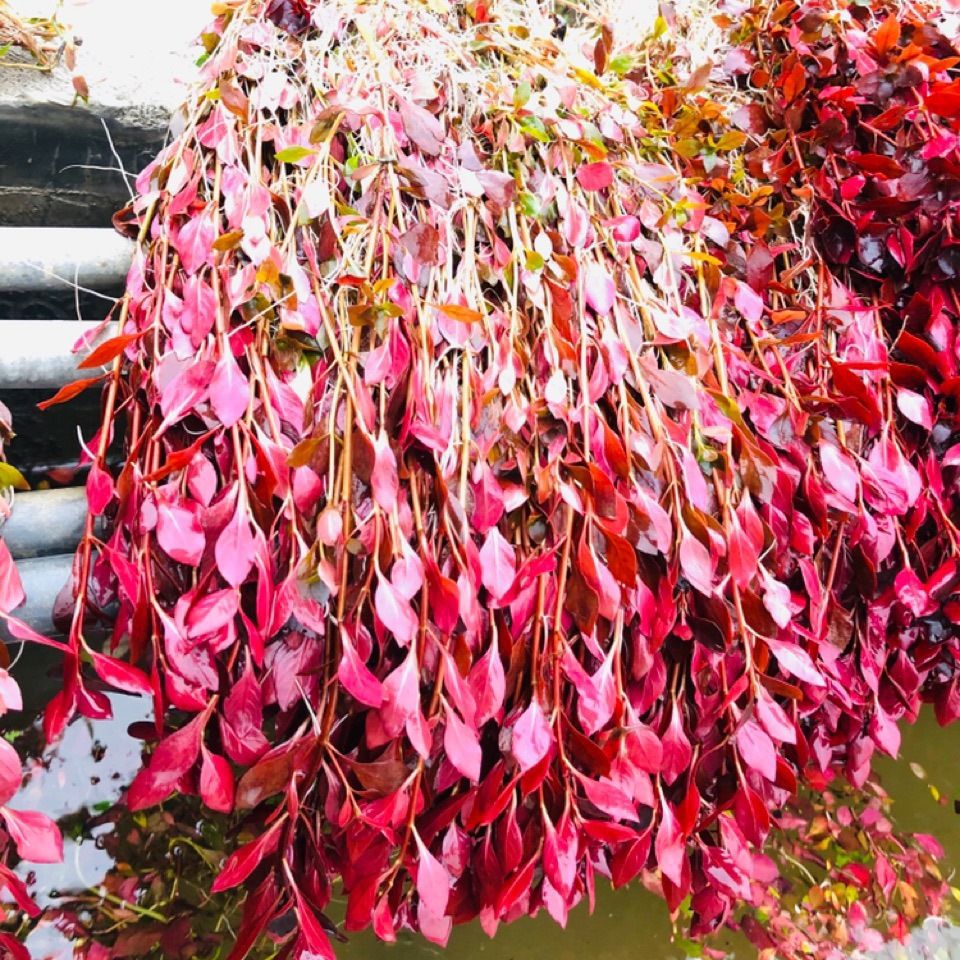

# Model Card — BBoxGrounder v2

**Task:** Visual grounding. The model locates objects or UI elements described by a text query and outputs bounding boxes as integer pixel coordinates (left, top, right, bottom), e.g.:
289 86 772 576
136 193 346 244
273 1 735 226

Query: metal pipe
0 228 133 292
0 320 105 389
0 554 72 639
3 488 88 559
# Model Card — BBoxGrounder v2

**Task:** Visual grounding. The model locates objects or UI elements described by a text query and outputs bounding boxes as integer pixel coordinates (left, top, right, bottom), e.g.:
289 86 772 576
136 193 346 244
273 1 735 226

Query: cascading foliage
0 0 958 957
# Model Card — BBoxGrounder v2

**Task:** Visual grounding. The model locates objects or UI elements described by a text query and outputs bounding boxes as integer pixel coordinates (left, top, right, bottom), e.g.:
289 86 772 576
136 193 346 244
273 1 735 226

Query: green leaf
519 116 551 144
524 250 544 271
0 462 29 491
276 145 315 164
519 192 541 218
513 81 532 109
609 54 634 77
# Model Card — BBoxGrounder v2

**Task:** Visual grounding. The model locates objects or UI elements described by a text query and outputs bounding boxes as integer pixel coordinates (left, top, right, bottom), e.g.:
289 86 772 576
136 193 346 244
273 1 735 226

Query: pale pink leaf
371 432 399 511
210 347 248 428
374 576 418 646
511 700 552 772
479 527 516 601
215 497 257 587
584 263 616 315
443 703 482 782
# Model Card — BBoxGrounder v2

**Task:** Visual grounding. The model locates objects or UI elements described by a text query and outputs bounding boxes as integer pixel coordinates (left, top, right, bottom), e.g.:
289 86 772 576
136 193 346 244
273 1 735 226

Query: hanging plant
5 0 958 957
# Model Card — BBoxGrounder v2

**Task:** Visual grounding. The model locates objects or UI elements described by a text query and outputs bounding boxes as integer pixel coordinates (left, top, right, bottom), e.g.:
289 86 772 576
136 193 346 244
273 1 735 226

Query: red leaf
576 161 614 191
36 375 104 411
88 650 152 696
1 808 63 864
211 821 283 893
339 629 384 707
126 715 204 810
294 887 336 960
200 745 235 813
77 331 142 370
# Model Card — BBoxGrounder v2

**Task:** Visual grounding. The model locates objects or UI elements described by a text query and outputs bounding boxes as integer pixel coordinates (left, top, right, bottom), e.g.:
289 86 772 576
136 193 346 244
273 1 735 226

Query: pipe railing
0 320 106 389
0 228 133 292
0 227 132 639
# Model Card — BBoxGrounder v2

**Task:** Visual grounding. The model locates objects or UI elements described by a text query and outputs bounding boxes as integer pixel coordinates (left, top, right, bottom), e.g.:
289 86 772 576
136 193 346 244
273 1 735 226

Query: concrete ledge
0 0 209 227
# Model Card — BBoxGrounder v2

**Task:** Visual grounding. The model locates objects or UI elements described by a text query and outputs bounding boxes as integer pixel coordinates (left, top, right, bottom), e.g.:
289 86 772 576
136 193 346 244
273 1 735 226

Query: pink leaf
86 462 114 516
679 529 715 596
0 540 24 614
156 499 205 566
479 527 516 601
0 740 21 806
209 347 248 428
88 651 152 696
733 280 763 322
896 389 933 429
339 629 384 707
511 700 552 772
768 641 825 687
413 830 450 916
756 690 795 745
1 808 62 864
609 215 641 243
0 670 22 715
399 100 444 156
443 703 482 781
371 432 399 511
576 161 614 191
177 208 216 275
380 645 420 736
655 802 684 886
468 642 505 726
216 496 257 587
584 263 616 315
820 441 859 502
661 703 692 786
736 718 776 781
374 576 418 647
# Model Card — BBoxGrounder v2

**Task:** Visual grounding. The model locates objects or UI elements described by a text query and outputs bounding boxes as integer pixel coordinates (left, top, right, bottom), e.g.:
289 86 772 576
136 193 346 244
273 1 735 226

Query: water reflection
8 697 959 960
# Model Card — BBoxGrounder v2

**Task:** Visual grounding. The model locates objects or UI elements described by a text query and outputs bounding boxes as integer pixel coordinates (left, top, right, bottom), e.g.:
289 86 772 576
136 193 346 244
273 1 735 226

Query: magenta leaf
1 808 63 864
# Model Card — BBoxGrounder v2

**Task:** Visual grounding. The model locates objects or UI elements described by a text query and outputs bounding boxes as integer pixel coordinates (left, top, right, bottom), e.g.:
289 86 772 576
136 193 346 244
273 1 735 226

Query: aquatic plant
1 0 958 956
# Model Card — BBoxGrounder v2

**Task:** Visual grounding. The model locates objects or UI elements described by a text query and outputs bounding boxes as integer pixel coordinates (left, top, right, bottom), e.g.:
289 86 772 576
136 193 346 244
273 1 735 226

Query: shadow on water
6 683 958 960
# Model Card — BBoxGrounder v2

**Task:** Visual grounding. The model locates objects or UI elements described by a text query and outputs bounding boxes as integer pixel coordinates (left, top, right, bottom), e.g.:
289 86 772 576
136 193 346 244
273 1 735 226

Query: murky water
8 683 959 960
